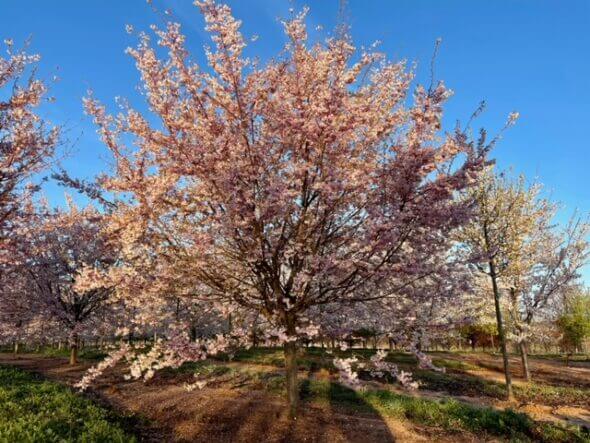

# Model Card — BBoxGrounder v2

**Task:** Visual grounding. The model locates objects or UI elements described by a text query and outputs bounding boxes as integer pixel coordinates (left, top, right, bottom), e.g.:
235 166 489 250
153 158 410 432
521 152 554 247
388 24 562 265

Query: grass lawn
0 365 137 442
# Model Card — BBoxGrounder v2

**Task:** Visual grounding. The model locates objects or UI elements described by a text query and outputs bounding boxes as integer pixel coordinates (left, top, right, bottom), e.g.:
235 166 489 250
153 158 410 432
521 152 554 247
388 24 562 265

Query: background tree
17 201 114 364
506 216 589 380
556 289 590 366
0 40 58 263
459 168 542 399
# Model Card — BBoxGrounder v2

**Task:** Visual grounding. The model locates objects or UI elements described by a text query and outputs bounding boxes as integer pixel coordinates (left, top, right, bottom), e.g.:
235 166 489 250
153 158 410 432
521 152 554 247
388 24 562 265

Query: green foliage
557 294 590 354
459 323 498 349
0 366 136 442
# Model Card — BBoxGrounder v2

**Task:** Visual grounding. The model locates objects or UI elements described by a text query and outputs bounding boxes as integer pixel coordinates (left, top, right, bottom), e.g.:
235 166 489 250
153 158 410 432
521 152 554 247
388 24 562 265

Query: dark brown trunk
284 340 298 418
283 312 299 419
519 340 531 381
489 262 513 400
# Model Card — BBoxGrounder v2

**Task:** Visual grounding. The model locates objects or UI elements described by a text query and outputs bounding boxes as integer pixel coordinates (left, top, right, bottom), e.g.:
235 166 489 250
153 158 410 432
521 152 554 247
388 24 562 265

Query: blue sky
2 0 589 281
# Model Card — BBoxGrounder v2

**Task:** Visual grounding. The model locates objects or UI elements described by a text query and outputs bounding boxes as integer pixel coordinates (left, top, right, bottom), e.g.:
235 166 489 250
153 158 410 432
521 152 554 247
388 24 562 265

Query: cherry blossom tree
459 169 539 398
506 215 589 380
83 1 496 415
0 40 58 263
15 201 115 364
459 167 589 392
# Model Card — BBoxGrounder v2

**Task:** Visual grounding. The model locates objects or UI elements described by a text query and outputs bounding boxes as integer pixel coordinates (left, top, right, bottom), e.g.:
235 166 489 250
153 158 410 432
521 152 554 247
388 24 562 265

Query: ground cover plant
0 365 137 442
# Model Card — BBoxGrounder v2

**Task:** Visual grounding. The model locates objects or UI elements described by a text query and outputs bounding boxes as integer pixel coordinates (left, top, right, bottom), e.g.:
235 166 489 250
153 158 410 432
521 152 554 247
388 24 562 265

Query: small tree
459 168 540 399
460 167 589 387
557 291 590 366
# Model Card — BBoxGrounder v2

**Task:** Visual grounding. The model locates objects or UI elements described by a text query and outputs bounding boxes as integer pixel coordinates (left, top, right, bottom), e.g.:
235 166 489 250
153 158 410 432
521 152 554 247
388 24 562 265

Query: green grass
0 365 137 442
0 346 108 361
431 357 480 371
301 380 590 443
514 383 590 407
37 347 108 361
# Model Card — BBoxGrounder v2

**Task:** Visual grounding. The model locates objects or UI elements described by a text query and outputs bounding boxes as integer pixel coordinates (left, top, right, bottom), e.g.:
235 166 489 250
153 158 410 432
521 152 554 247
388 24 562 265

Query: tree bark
489 261 513 400
13 341 19 354
519 340 531 381
70 334 78 365
282 311 299 419
284 339 298 418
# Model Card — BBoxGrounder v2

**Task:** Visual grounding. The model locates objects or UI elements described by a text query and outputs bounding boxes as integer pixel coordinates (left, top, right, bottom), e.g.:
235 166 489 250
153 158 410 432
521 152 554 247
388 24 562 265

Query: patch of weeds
412 368 506 399
431 358 480 371
515 383 590 407
361 388 588 442
229 347 286 367
18 346 108 361
0 365 137 442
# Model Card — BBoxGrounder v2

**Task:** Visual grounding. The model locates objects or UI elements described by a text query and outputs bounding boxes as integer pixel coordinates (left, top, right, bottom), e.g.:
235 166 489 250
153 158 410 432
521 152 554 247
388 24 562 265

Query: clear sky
2 0 589 281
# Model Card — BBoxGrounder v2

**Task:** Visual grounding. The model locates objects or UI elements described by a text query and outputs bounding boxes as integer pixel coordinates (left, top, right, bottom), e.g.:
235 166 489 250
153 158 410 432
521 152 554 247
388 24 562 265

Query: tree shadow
299 378 396 443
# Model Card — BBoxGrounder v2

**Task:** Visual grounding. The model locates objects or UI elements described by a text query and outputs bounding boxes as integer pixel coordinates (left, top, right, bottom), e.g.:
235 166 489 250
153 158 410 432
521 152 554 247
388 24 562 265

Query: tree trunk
70 334 79 365
13 341 19 354
70 345 78 365
284 340 298 418
489 262 513 400
519 340 531 381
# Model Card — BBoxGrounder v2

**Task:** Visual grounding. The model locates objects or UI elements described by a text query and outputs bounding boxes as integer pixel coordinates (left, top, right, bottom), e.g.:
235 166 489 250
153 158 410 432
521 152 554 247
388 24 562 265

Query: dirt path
438 352 590 388
1 354 486 443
